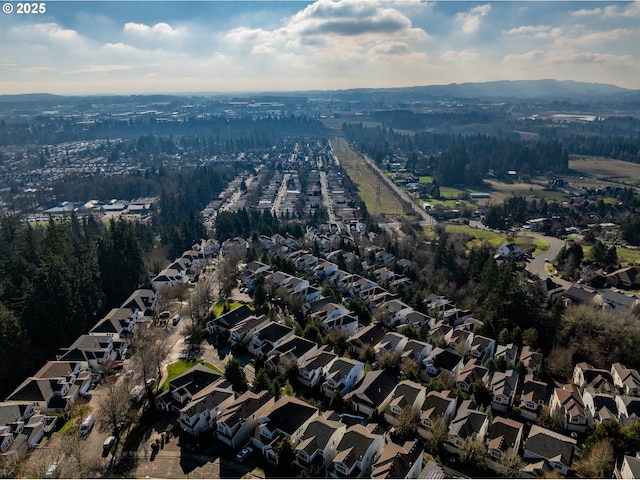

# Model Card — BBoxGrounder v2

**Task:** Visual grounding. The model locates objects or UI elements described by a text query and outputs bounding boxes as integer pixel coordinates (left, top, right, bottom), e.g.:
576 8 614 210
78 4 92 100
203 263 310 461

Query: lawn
212 300 251 318
583 245 640 267
570 156 640 187
160 360 223 392
59 404 92 435
445 224 550 255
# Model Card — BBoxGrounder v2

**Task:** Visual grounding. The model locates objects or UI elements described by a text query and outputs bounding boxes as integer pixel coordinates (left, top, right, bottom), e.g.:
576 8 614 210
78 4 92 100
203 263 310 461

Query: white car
235 446 253 463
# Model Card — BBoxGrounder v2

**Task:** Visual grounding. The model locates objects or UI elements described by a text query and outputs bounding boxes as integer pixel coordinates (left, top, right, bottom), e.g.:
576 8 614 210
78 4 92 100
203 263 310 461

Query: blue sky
1 0 639 95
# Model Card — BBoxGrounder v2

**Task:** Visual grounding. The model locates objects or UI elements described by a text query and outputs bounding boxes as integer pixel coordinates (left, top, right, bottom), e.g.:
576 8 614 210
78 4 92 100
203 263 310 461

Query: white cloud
503 50 545 64
455 4 491 35
504 25 562 40
548 48 635 66
440 49 480 62
571 2 640 19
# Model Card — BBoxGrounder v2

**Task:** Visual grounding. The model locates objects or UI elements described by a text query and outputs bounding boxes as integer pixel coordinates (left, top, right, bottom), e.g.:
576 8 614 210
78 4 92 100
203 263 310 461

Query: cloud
503 50 545 64
548 48 635 66
455 4 491 34
571 2 640 18
123 22 181 36
503 25 562 40
440 49 480 62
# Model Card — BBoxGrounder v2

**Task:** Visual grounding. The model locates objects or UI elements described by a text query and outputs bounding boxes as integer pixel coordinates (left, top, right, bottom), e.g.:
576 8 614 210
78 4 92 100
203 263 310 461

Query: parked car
103 435 116 450
79 414 94 435
235 446 253 463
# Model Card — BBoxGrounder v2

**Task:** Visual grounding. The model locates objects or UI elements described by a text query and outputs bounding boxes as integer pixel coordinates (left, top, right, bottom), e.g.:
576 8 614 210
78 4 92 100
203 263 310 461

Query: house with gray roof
491 369 520 413
155 365 227 413
295 411 347 473
248 322 294 356
322 357 365 398
345 370 397 417
523 425 576 475
617 454 640 479
179 383 235 437
298 346 337 388
519 375 548 421
216 390 275 449
447 400 489 453
418 390 458 438
253 395 319 465
328 423 385 479
384 380 426 427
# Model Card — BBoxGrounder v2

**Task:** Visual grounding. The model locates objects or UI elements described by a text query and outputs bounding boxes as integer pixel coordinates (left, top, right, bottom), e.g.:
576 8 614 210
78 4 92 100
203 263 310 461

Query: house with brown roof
383 380 426 427
418 390 458 437
612 363 640 397
606 266 640 290
519 375 548 421
573 362 616 393
371 439 423 479
551 384 588 432
520 346 543 377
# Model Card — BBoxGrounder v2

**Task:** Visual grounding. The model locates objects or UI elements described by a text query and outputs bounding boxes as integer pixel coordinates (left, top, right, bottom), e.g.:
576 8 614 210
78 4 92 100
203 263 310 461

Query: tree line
0 215 146 398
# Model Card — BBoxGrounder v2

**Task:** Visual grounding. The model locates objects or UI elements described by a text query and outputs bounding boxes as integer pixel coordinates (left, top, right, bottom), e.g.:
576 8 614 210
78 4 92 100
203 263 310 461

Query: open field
330 137 407 218
445 224 550 255
569 156 640 189
483 179 567 204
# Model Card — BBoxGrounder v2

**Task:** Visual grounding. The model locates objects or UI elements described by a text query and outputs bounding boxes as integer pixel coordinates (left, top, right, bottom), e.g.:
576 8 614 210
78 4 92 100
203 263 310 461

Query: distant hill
302 79 633 101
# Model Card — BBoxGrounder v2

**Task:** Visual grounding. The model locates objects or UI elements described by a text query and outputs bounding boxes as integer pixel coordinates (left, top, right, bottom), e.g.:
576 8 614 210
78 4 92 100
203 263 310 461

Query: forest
341 123 569 185
0 216 146 398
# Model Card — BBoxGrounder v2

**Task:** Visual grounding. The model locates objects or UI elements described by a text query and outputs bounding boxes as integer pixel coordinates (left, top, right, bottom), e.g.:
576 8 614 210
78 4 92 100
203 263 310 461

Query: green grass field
160 360 223 392
330 137 408 218
445 224 550 255
570 156 640 187
212 301 248 318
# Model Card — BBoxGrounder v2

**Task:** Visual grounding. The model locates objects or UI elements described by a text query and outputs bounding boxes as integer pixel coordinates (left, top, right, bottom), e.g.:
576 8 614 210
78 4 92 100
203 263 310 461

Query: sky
1 0 639 95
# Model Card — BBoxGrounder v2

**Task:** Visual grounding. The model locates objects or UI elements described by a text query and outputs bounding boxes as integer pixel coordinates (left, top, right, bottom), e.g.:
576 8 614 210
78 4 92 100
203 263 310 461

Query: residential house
456 359 489 394
248 322 294 356
179 384 235 437
313 260 338 281
4 361 90 414
383 381 426 427
572 362 615 393
89 307 138 339
422 348 464 380
541 277 565 302
155 365 226 413
497 243 522 259
445 326 474 355
598 290 640 311
121 288 157 315
494 343 519 369
520 346 543 377
321 313 360 338
400 340 432 367
345 370 397 417
418 390 458 439
551 384 588 432
241 261 272 289
56 335 118 371
328 423 385 479
582 388 618 425
264 335 318 376
491 370 520 413
616 395 640 423
206 305 254 335
322 358 365 398
216 390 275 449
564 285 597 306
371 440 423 479
374 332 409 359
394 310 434 331
485 416 524 461
606 266 640 290
611 363 640 397
523 425 576 476
346 323 386 358
447 400 489 452
295 411 347 472
519 375 548 421
468 336 496 364
253 395 319 465
298 346 338 389
229 315 270 347
617 454 640 479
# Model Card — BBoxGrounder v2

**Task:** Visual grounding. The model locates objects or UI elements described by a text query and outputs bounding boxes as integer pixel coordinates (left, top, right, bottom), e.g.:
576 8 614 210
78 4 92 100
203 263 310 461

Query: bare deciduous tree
132 326 170 388
95 377 136 434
